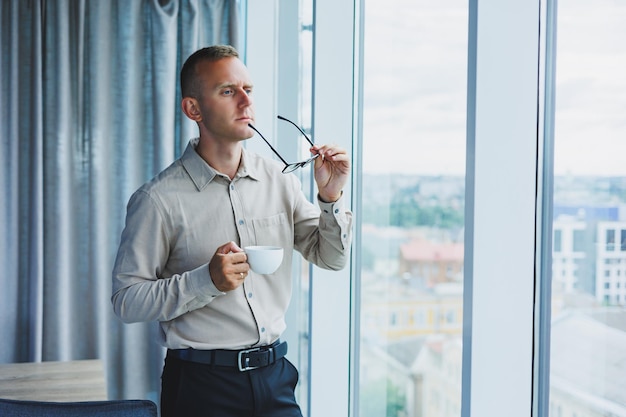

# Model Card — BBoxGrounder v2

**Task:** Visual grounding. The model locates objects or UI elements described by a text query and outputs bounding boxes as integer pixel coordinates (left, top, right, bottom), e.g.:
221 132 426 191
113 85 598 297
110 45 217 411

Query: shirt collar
181 139 259 191
238 148 262 181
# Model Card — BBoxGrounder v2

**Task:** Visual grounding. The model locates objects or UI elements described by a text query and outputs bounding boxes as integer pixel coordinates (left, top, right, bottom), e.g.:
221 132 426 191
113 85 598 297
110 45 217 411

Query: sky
360 0 626 177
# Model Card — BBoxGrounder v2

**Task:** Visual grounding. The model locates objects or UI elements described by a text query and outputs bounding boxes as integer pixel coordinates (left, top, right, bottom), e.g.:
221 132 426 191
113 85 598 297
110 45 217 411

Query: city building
596 221 626 306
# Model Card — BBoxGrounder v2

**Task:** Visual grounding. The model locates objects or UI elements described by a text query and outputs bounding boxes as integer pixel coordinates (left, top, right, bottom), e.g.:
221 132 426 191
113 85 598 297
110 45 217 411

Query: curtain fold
1 0 240 401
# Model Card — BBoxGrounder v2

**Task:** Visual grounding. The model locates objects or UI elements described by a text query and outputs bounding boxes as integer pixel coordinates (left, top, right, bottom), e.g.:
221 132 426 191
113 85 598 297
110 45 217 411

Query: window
554 229 562 252
572 230 586 253
359 1 467 415
250 1 557 416
549 0 626 415
606 229 615 251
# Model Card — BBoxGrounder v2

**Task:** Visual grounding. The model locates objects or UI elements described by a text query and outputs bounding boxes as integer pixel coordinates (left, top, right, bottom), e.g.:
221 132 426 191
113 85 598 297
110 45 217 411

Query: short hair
180 45 240 98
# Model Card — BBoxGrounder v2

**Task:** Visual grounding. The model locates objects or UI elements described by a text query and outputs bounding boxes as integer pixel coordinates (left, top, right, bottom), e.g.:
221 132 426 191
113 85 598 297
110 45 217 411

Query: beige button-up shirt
111 139 352 350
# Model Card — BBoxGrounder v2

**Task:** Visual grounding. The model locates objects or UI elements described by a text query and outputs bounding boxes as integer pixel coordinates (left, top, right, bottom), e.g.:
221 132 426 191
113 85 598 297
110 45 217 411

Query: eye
244 88 253 95
222 89 233 96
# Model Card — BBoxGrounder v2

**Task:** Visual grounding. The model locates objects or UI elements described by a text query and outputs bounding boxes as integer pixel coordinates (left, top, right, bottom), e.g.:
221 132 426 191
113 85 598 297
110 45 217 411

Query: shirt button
239 219 244 225
334 208 339 214
261 327 266 333
248 292 253 298
230 184 235 190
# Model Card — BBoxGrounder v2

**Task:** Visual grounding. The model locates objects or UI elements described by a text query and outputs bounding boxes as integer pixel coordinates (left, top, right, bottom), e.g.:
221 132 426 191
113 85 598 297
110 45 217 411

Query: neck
196 137 242 180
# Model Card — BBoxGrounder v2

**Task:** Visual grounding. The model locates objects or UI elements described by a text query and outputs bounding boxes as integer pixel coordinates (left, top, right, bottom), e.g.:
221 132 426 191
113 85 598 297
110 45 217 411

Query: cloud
362 0 626 176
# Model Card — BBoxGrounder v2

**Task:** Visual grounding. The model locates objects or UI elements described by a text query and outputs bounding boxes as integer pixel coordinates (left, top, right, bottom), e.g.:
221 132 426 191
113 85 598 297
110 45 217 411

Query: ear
181 97 202 122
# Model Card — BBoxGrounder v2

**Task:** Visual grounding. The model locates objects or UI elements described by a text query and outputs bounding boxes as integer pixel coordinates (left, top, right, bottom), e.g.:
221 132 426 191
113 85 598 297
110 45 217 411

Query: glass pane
293 0 313 413
360 1 467 416
550 0 626 415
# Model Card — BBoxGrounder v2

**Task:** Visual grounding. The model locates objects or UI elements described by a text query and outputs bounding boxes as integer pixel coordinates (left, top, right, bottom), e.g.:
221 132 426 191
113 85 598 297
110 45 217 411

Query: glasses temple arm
277 115 316 147
248 123 290 166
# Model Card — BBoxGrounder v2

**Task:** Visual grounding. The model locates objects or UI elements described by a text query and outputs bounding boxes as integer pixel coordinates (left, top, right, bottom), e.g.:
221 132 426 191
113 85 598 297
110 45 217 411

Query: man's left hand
311 144 350 203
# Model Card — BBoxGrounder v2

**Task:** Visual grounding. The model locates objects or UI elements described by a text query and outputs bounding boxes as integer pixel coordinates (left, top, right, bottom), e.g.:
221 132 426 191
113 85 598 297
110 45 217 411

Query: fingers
311 145 350 164
215 240 244 255
209 242 250 292
312 145 350 173
311 144 350 203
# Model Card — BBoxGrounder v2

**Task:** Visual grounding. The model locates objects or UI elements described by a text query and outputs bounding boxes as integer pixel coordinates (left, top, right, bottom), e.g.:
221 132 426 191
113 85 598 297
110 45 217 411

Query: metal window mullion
533 0 559 416
308 0 357 416
462 1 543 417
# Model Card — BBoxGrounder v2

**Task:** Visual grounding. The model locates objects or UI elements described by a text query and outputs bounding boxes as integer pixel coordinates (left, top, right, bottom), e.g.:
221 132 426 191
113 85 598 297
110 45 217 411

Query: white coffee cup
244 246 284 274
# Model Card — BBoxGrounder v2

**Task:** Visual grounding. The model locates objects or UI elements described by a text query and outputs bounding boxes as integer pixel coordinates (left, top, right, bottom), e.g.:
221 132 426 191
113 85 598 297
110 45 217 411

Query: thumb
216 241 244 254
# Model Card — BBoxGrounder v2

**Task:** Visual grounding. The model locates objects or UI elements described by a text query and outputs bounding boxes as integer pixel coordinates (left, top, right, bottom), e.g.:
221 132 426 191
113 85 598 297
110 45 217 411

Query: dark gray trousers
161 353 303 417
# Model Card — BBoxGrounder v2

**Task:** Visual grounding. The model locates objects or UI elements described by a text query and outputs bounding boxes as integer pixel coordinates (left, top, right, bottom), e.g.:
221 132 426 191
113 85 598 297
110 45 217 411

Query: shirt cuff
187 262 227 299
318 192 346 216
318 193 351 248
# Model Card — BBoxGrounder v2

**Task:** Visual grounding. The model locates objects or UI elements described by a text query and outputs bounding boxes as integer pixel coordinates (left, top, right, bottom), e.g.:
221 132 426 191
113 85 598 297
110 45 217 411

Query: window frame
244 0 557 416
463 0 551 416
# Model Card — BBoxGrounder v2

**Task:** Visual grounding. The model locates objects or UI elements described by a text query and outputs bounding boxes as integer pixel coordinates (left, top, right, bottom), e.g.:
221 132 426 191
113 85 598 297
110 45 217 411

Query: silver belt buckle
238 347 261 371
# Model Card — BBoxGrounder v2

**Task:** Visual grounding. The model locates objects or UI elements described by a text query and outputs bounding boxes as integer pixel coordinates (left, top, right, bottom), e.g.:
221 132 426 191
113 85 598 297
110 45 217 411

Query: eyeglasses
248 115 319 174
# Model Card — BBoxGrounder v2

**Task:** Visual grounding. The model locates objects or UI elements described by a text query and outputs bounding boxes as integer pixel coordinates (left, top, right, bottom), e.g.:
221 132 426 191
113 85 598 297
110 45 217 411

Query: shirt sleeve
293 183 353 270
111 189 225 324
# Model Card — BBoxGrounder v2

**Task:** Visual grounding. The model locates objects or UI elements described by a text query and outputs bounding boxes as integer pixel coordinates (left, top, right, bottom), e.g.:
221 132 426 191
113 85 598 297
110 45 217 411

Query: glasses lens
282 164 300 174
281 154 319 174
301 155 318 167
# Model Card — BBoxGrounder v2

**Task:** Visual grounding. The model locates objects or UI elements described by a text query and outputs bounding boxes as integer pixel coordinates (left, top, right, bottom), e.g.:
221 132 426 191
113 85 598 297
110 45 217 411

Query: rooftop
551 310 626 413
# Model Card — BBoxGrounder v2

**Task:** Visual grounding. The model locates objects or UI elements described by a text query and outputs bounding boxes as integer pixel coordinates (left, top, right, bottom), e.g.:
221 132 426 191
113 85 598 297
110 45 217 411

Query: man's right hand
208 241 250 292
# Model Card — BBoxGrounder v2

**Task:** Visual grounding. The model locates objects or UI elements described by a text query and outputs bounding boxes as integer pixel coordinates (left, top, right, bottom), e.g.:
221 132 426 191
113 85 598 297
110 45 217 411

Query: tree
360 378 407 417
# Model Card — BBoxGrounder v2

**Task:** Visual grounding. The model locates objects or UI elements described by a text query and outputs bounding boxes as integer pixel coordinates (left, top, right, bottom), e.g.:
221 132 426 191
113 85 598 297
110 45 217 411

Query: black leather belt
168 340 288 372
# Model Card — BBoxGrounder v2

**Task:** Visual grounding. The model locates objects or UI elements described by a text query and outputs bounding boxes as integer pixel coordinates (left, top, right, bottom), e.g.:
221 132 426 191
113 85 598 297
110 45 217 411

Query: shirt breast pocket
251 212 291 247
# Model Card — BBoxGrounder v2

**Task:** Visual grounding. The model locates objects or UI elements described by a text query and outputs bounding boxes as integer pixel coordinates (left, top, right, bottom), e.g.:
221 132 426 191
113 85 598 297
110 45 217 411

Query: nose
238 88 252 107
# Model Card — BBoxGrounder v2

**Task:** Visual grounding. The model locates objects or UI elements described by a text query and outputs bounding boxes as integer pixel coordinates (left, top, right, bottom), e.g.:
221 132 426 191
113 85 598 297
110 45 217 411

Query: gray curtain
0 0 240 401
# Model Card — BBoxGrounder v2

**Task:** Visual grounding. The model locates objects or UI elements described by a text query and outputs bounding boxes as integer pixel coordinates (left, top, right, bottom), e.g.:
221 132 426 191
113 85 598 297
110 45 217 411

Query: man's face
193 57 255 143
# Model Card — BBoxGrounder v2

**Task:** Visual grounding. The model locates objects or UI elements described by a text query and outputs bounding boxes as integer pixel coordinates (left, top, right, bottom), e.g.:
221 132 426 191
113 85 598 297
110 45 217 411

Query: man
111 45 352 416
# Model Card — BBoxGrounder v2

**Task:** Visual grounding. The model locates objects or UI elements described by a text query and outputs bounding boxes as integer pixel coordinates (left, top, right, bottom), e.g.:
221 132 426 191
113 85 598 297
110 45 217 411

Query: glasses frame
248 115 319 174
